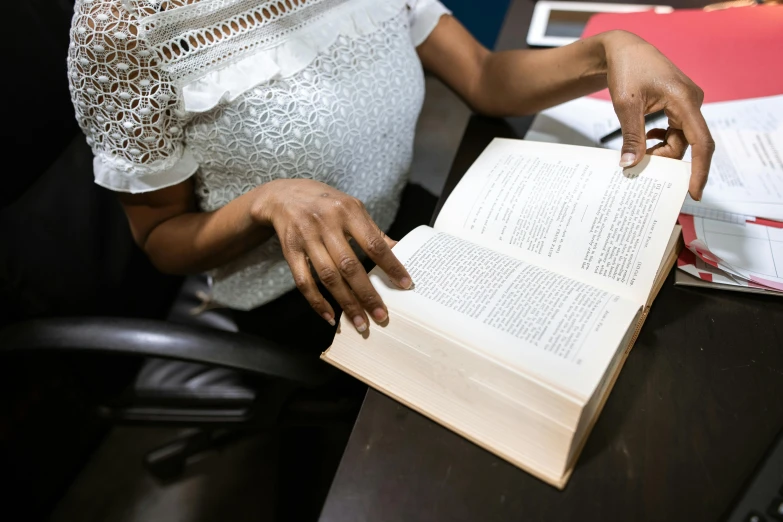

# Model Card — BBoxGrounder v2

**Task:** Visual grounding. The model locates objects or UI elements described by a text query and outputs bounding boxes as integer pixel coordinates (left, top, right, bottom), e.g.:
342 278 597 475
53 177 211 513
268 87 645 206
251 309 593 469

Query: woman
68 0 714 346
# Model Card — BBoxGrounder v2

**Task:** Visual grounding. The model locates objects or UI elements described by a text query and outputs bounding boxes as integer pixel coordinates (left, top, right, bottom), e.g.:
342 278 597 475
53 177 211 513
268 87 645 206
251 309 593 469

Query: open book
322 138 689 488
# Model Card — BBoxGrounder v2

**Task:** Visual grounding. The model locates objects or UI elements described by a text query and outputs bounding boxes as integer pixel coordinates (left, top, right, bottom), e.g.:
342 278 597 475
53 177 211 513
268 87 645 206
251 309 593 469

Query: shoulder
72 0 133 21
70 0 156 67
406 0 451 46
70 0 145 41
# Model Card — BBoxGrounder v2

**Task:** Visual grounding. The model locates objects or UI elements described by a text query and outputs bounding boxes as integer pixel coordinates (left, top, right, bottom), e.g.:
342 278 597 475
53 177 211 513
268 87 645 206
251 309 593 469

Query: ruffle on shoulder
181 0 409 113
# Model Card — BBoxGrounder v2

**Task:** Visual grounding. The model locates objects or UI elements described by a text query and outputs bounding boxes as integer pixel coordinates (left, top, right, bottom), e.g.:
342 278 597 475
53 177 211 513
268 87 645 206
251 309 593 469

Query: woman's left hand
419 18 714 200
602 30 715 200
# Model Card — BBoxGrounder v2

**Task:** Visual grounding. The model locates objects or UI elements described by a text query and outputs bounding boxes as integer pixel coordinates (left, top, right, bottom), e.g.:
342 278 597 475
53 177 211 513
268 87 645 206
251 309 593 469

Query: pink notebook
581 5 783 103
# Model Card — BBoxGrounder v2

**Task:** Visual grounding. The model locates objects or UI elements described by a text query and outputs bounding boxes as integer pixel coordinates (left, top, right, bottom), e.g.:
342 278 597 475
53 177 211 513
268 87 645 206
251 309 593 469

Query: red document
582 6 783 103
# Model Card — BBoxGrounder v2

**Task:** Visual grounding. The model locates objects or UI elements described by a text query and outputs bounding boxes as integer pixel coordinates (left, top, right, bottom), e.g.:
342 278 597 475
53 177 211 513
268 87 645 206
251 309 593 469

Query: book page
376 226 642 401
434 138 690 304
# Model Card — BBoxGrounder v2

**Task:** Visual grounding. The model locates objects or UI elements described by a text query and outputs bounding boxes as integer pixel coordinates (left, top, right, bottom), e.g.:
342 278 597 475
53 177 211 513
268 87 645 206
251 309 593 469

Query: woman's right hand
252 179 413 333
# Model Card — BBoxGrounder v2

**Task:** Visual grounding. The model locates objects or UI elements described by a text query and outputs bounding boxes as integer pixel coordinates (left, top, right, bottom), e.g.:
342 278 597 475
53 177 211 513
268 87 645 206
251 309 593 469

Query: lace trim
177 0 408 112
140 0 355 85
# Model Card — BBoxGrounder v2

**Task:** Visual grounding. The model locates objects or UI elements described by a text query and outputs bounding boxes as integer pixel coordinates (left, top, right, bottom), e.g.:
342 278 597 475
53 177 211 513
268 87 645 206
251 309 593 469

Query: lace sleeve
68 0 198 193
408 0 451 47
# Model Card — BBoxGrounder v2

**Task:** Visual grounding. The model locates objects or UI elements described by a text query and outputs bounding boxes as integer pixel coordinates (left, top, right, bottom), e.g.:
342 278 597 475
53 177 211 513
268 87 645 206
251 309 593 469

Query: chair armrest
0 317 332 387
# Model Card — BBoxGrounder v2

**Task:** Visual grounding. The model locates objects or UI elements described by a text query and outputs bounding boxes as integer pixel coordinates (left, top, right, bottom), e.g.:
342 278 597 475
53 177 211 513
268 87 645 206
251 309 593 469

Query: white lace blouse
68 0 450 310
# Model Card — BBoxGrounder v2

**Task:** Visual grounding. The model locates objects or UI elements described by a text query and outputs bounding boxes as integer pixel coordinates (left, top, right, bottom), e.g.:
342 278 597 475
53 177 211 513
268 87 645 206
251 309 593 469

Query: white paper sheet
528 95 783 220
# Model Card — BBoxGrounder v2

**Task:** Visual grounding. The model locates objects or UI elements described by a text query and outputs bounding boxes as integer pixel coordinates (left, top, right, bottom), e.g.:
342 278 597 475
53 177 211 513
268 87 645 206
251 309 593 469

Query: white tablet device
527 1 673 47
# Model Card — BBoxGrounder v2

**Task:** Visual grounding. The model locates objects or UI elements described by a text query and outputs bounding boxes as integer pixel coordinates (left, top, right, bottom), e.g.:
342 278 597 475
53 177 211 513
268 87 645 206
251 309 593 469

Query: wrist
249 179 284 227
579 30 643 89
595 30 648 69
578 32 610 82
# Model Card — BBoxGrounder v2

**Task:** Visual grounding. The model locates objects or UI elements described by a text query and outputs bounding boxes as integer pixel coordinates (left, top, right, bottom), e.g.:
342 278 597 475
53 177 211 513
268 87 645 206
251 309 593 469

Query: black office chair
0 118 361 472
0 0 357 491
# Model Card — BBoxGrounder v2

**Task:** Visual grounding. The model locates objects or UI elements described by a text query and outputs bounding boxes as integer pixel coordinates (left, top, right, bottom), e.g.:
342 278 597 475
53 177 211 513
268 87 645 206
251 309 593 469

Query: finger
348 216 412 290
307 242 369 333
677 108 715 200
646 128 667 142
613 94 647 168
322 232 389 325
646 142 666 155
285 250 336 326
649 127 689 160
381 231 398 249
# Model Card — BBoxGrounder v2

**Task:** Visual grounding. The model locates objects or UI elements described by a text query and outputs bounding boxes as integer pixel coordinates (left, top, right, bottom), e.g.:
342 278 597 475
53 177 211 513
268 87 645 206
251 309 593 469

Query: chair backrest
3 0 79 206
0 4 184 516
0 0 181 326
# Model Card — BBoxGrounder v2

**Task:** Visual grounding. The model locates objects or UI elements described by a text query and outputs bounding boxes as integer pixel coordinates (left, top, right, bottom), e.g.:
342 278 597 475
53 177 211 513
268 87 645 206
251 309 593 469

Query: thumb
615 100 647 168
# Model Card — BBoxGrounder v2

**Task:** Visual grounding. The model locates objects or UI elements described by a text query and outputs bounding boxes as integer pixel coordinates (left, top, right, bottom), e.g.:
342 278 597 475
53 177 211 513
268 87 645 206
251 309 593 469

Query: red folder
581 5 783 103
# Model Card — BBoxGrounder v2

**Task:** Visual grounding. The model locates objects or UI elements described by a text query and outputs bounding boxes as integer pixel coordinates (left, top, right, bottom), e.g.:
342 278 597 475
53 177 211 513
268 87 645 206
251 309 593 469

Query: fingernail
619 153 636 167
399 276 412 289
372 307 388 322
353 316 367 333
322 313 336 327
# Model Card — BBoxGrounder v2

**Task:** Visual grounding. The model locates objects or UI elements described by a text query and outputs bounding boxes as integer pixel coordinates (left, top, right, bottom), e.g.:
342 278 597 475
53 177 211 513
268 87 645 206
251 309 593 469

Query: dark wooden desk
320 2 783 521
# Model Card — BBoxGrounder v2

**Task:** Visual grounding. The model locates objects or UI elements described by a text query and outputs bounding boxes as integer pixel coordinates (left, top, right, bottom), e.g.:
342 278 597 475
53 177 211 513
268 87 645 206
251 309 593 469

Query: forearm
473 33 615 117
141 186 274 275
418 17 627 118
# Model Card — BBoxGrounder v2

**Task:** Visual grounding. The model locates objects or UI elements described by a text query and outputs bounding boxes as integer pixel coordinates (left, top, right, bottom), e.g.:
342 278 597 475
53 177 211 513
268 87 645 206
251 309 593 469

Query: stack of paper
676 214 783 295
